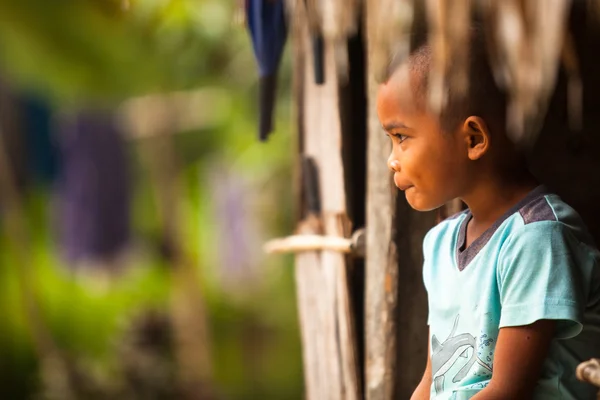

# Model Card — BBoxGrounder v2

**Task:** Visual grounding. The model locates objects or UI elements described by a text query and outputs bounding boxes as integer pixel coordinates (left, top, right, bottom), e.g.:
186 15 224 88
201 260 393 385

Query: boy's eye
391 133 408 143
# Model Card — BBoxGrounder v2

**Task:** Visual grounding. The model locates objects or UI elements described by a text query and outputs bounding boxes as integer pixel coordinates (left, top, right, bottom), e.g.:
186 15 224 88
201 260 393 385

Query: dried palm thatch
362 0 580 147
482 0 573 146
369 0 414 83
426 0 471 114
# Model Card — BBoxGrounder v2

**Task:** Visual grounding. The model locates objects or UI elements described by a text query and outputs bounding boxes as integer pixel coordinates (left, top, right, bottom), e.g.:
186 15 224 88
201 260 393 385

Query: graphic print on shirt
431 315 493 395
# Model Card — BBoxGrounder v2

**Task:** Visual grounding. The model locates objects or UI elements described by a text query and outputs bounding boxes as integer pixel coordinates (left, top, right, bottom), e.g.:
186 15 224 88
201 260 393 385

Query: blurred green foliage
0 0 301 398
0 0 267 103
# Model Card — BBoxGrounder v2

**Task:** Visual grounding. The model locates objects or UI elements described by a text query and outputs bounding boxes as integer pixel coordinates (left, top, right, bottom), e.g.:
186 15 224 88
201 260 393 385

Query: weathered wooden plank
364 0 402 396
364 72 400 400
364 15 400 396
364 1 435 398
291 4 361 399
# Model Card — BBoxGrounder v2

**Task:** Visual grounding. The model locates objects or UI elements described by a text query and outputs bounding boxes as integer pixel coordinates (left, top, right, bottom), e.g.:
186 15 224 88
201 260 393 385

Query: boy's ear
462 116 490 161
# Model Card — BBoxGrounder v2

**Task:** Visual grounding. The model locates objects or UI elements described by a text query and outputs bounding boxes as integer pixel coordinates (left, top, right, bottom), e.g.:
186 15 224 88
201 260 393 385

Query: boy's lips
394 176 413 191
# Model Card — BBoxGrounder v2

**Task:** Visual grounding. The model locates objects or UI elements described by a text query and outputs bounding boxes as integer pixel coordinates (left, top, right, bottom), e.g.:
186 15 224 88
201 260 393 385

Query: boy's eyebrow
382 121 410 131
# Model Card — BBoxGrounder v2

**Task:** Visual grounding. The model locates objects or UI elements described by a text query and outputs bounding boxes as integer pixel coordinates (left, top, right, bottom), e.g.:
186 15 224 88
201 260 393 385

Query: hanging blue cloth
21 95 59 184
246 0 288 141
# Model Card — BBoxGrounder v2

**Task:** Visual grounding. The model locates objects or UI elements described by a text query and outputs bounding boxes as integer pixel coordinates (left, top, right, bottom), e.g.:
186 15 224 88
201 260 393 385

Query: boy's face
376 66 470 211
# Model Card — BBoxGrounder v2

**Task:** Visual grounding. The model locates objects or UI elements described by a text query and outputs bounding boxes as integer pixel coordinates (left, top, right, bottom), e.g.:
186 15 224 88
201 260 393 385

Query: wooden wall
293 2 600 400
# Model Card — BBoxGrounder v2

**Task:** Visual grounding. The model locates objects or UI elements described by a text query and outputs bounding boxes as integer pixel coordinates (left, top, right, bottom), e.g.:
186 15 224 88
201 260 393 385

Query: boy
377 34 600 399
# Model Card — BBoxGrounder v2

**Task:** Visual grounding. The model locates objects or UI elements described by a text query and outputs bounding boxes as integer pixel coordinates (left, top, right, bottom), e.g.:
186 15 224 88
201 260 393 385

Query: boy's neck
461 172 538 232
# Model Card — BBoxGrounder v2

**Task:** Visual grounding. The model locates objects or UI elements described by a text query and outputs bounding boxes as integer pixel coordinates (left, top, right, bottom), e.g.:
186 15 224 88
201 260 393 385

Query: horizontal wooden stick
264 229 365 256
264 234 352 254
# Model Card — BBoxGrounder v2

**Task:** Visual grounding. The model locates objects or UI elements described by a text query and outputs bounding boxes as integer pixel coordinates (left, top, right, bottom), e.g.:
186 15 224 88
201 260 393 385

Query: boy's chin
404 191 444 212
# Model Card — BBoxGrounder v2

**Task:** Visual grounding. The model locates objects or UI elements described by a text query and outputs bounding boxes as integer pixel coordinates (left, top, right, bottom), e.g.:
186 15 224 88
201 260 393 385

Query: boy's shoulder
423 188 596 256
510 192 594 248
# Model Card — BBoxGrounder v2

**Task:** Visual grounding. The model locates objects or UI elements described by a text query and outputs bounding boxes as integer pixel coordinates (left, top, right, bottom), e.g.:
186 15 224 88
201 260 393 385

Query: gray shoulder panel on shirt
519 196 557 224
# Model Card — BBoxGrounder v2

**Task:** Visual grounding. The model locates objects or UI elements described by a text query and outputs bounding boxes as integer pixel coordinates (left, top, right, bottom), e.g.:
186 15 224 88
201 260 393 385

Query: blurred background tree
0 0 302 399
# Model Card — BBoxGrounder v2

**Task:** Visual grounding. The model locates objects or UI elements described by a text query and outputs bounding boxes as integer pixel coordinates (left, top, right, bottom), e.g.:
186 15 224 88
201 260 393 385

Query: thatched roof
287 0 581 147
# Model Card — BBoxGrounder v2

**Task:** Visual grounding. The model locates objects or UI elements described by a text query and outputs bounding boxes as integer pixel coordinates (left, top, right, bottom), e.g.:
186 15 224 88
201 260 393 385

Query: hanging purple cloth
56 109 131 268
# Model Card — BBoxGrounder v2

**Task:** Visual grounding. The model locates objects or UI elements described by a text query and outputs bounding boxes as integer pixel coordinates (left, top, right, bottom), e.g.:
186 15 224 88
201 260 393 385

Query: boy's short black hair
387 27 507 135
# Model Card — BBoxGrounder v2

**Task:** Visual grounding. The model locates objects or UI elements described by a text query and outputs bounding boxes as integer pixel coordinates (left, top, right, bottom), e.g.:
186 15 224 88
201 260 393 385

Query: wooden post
364 1 436 398
290 4 361 399
363 51 400 400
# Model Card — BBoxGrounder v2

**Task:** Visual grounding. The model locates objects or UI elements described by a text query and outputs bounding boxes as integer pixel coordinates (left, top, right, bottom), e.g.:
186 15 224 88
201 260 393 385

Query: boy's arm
410 334 432 400
471 319 555 400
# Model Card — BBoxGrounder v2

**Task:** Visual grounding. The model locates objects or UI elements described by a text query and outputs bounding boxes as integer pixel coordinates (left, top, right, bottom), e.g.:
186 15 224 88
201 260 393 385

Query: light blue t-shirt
423 186 600 399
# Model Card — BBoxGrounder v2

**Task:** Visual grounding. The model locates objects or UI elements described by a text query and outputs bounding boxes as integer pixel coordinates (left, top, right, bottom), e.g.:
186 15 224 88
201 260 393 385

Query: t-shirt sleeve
497 222 585 339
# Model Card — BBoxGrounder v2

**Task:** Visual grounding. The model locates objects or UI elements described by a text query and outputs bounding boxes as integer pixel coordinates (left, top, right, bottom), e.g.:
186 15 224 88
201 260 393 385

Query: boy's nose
387 156 401 172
